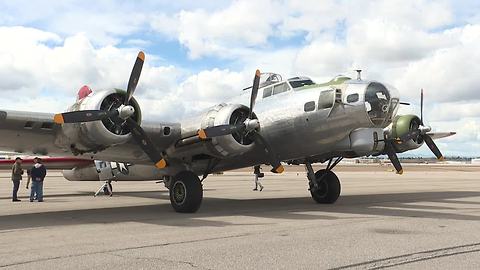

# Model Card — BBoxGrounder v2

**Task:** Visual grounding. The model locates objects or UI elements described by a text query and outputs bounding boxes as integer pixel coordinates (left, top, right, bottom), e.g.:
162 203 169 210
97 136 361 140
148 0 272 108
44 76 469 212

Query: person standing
30 157 47 202
253 165 264 191
11 157 24 202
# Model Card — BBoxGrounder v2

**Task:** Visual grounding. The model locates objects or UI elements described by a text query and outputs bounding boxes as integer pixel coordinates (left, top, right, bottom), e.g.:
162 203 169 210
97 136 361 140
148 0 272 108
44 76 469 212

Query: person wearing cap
11 157 24 202
30 157 47 202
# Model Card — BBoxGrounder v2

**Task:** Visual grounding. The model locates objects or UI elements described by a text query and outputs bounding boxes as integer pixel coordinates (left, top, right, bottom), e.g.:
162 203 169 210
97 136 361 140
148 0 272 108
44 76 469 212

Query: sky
0 0 479 157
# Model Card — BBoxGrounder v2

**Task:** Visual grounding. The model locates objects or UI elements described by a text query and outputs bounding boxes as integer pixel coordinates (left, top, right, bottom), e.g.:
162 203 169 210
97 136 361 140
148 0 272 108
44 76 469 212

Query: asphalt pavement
0 164 479 269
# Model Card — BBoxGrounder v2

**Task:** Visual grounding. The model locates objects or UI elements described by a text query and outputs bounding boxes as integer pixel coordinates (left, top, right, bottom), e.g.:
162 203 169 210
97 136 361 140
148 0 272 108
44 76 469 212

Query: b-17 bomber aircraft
0 51 455 213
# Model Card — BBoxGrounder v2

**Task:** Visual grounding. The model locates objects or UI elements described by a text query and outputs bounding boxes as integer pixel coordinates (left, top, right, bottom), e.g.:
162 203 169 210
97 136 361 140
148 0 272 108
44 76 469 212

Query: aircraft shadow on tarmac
0 190 479 231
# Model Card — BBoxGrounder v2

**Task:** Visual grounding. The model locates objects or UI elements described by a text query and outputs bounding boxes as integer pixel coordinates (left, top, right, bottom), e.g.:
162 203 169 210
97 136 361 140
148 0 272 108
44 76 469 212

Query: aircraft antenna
355 70 362 80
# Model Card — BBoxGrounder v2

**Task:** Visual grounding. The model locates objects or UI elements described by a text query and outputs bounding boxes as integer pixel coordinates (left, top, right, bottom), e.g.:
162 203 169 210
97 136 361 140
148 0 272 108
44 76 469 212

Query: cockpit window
365 82 391 126
272 83 290 95
263 86 273 98
259 73 282 88
289 79 315 88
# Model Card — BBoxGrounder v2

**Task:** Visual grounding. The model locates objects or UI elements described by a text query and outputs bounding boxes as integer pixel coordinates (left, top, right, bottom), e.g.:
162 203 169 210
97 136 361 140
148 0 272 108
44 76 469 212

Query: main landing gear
305 157 343 204
169 171 203 213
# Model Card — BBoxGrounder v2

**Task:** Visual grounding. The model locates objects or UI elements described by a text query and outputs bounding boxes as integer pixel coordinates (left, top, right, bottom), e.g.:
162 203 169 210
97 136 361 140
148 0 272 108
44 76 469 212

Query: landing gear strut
94 180 113 197
169 171 203 213
305 157 342 204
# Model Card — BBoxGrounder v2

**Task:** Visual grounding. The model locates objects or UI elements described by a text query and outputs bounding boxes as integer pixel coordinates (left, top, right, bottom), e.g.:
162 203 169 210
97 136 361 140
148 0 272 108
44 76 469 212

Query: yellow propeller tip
396 169 403 175
138 51 145 61
255 69 261 76
438 156 445 161
53 114 64 124
274 165 284 174
198 129 207 140
155 159 167 169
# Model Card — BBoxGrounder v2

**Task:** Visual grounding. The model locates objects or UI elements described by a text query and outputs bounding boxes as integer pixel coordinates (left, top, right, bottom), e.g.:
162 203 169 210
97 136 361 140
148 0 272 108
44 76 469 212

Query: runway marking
0 233 251 268
330 242 480 269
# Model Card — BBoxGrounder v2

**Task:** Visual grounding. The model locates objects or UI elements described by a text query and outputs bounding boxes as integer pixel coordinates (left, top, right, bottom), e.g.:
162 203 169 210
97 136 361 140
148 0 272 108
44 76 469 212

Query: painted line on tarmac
330 242 480 270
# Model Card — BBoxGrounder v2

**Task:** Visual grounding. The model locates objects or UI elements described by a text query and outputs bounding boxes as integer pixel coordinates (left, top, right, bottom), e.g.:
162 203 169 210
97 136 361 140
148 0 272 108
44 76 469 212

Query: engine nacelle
63 166 100 181
201 103 256 157
176 103 256 159
63 162 162 181
59 89 141 152
384 114 423 153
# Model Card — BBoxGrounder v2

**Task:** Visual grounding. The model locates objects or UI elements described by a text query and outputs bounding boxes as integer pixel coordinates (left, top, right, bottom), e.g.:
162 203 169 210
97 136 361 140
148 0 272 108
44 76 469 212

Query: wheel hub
173 182 187 205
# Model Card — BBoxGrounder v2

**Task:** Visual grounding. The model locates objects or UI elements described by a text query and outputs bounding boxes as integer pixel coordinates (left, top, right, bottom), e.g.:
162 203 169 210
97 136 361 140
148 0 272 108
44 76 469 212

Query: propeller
385 89 445 174
53 51 167 169
398 89 444 161
384 141 403 174
198 70 284 174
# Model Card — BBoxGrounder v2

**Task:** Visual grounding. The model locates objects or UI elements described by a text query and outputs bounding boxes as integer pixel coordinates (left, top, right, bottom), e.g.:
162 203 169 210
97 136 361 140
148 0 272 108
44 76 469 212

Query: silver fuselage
0 78 401 178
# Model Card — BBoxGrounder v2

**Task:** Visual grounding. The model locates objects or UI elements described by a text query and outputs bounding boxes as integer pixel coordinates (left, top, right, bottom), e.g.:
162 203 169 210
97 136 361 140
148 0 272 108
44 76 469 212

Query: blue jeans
12 180 20 200
30 181 44 201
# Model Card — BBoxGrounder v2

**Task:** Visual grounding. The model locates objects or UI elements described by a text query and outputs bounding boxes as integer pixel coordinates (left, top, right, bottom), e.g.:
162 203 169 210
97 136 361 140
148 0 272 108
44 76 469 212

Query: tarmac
0 164 479 269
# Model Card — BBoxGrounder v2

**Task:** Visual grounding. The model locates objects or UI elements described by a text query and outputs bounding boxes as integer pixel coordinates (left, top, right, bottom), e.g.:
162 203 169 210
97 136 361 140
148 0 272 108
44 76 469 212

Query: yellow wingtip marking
155 159 167 169
274 165 284 174
198 129 207 140
138 51 145 61
53 114 64 124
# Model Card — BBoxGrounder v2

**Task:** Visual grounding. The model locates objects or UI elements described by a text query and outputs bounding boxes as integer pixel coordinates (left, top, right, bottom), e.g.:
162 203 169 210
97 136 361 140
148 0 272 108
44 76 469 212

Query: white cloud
151 0 284 59
0 1 479 156
393 24 480 103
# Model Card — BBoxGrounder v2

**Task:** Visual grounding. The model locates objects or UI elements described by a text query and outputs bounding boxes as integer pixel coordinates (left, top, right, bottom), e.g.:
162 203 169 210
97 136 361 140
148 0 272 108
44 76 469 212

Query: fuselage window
272 83 289 95
304 101 316 112
318 90 334 109
347 93 359 103
263 87 273 98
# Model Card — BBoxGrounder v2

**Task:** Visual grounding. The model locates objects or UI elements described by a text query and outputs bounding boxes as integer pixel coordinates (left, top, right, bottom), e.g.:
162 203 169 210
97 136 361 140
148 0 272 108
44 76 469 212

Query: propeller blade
125 51 145 105
249 130 284 173
54 110 118 124
125 118 166 169
249 69 261 119
422 134 444 161
198 124 245 139
384 141 403 174
420 88 424 125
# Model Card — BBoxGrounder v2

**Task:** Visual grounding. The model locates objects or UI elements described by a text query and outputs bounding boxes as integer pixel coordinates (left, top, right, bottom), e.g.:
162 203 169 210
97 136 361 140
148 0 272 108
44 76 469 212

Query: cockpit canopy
259 73 283 88
288 76 316 88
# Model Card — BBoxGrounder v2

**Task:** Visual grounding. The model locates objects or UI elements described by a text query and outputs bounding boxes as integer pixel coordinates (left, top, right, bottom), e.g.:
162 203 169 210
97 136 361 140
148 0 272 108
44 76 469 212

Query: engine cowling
201 103 256 157
385 114 423 153
59 89 142 152
175 103 257 159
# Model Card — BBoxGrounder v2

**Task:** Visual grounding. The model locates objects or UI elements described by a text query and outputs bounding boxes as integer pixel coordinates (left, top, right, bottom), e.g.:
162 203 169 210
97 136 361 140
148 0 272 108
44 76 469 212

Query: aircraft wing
0 109 181 163
0 157 93 170
426 132 456 140
0 110 61 155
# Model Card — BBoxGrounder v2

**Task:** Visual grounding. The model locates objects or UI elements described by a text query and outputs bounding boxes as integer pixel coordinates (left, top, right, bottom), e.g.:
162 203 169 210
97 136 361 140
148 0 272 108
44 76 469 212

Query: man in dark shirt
30 157 47 202
11 157 24 202
253 165 264 191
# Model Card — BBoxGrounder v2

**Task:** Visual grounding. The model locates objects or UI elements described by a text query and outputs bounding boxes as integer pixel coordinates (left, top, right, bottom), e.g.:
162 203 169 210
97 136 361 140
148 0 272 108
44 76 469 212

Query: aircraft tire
310 169 341 204
169 171 203 213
